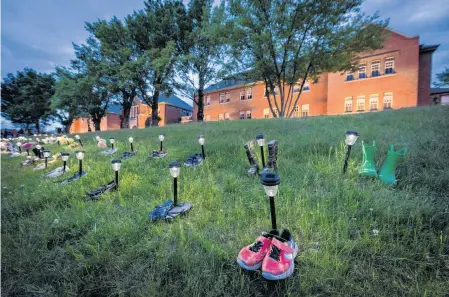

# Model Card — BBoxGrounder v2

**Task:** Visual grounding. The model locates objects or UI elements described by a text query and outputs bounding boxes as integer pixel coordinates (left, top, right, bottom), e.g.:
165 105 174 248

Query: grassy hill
2 106 449 297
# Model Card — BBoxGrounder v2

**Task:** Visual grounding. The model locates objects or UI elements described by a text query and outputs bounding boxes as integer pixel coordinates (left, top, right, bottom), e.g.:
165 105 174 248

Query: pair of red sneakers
237 229 298 280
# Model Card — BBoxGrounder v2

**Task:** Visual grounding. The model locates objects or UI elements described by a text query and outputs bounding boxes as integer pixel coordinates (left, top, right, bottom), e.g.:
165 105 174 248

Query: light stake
169 161 181 205
343 131 360 174
61 152 70 172
261 172 280 230
256 134 265 168
198 135 206 159
111 159 121 189
76 150 85 176
128 136 134 152
43 150 50 168
16 142 22 153
159 134 165 151
75 135 83 147
110 138 115 149
36 144 42 158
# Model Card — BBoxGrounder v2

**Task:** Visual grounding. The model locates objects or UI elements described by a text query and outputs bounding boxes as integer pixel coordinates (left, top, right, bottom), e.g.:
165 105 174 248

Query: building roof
420 44 439 53
204 79 256 93
430 88 449 95
159 94 193 111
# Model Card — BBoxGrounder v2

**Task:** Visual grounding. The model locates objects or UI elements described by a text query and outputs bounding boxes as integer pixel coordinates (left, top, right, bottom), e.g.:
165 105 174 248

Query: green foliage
1 68 55 132
2 106 449 296
227 0 388 117
434 67 449 87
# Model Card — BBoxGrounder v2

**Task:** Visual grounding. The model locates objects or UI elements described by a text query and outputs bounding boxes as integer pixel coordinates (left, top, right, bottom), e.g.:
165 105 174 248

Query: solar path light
110 138 115 149
43 150 51 168
169 161 181 205
261 172 280 230
75 135 83 147
76 150 85 176
61 152 69 172
343 131 360 174
198 135 206 159
111 159 121 189
128 136 134 152
159 134 165 151
256 134 265 168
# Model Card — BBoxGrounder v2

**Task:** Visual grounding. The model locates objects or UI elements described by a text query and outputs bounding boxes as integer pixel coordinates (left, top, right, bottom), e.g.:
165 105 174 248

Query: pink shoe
261 229 298 280
237 230 279 270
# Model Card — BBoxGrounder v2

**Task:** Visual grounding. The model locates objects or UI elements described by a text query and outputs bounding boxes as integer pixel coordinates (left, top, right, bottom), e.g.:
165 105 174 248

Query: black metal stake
45 157 48 168
26 149 30 156
78 139 83 147
79 160 83 176
201 145 205 159
260 146 265 168
115 171 119 189
39 150 43 159
269 196 277 229
18 147 22 153
131 143 134 152
160 141 163 151
343 145 352 174
63 161 67 172
173 177 178 205
111 143 114 149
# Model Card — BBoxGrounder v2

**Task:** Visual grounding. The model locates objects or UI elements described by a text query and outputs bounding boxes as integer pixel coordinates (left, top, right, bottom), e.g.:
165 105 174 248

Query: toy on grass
184 135 205 168
86 159 121 200
149 134 167 158
359 141 378 177
148 161 192 220
378 144 407 185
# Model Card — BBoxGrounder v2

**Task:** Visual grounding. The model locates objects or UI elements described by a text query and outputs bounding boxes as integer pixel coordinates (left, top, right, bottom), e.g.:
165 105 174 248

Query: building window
224 112 230 120
246 88 252 99
219 93 225 104
246 110 252 119
357 96 365 111
273 108 279 117
383 92 393 109
206 95 211 105
218 113 224 121
239 111 245 120
205 114 210 121
264 108 270 118
345 97 353 112
346 71 354 81
301 104 309 117
294 105 300 117
385 58 395 74
369 95 379 111
240 90 245 100
225 92 231 103
303 82 310 91
371 61 380 77
358 64 367 79
293 84 301 93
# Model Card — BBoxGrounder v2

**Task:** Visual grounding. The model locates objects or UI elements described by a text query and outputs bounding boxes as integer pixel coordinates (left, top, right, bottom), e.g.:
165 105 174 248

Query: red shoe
237 230 279 270
262 229 298 280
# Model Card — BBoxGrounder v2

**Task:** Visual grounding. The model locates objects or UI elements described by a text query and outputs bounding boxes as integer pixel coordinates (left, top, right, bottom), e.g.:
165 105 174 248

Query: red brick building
69 105 121 134
192 30 439 121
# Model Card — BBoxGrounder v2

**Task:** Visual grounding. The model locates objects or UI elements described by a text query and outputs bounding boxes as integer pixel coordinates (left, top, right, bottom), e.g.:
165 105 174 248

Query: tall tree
174 0 228 121
127 0 188 126
227 0 388 117
1 68 55 132
434 68 449 87
85 17 137 129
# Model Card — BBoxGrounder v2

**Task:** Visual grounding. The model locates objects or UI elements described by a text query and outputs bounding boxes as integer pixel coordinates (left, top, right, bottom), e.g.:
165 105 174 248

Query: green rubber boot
378 144 407 185
359 141 378 177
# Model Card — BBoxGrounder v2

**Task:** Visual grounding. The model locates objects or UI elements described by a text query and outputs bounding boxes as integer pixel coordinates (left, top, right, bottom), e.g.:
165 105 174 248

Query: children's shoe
262 229 298 280
237 230 279 270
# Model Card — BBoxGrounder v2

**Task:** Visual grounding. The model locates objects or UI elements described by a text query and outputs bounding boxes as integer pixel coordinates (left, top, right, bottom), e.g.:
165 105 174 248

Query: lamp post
128 136 134 152
43 150 50 168
61 153 69 172
256 134 265 168
198 135 205 159
159 134 165 151
169 161 181 205
110 138 115 149
76 150 85 176
343 131 360 174
75 135 83 147
111 159 121 189
261 172 280 230
16 142 22 153
36 144 42 158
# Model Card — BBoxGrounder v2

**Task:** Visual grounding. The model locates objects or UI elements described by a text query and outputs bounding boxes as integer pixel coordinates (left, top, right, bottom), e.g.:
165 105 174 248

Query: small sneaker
261 229 299 280
237 230 279 271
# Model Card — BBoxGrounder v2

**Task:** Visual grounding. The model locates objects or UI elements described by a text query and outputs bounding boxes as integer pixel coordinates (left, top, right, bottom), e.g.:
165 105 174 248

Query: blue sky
1 0 448 128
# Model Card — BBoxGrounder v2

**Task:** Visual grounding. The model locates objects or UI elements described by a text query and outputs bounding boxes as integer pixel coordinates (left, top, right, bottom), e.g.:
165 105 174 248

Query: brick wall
418 52 432 105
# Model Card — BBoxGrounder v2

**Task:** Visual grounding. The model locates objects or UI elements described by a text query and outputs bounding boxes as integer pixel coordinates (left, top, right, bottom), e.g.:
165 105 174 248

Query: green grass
2 106 449 297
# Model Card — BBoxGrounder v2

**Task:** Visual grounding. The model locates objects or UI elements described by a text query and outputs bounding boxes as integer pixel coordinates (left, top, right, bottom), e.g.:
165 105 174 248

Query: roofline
386 28 418 39
204 81 264 94
420 44 440 54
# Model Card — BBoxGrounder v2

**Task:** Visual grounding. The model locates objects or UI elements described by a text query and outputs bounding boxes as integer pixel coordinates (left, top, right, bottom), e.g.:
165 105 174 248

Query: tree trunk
121 100 132 129
87 118 92 132
93 118 101 131
35 121 40 133
197 74 205 121
151 89 160 126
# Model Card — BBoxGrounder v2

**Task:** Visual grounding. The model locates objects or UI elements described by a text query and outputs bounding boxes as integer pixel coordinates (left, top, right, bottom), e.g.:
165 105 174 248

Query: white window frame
225 92 231 103
301 104 309 117
383 92 393 109
345 97 353 112
206 95 211 105
219 93 225 104
246 88 252 99
240 90 245 100
385 57 395 74
346 71 354 81
224 112 230 120
369 94 379 111
371 61 380 77
303 82 310 91
239 111 245 119
205 114 210 121
246 110 252 119
356 96 365 111
263 108 270 118
358 64 367 79
294 105 300 117
218 113 224 121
